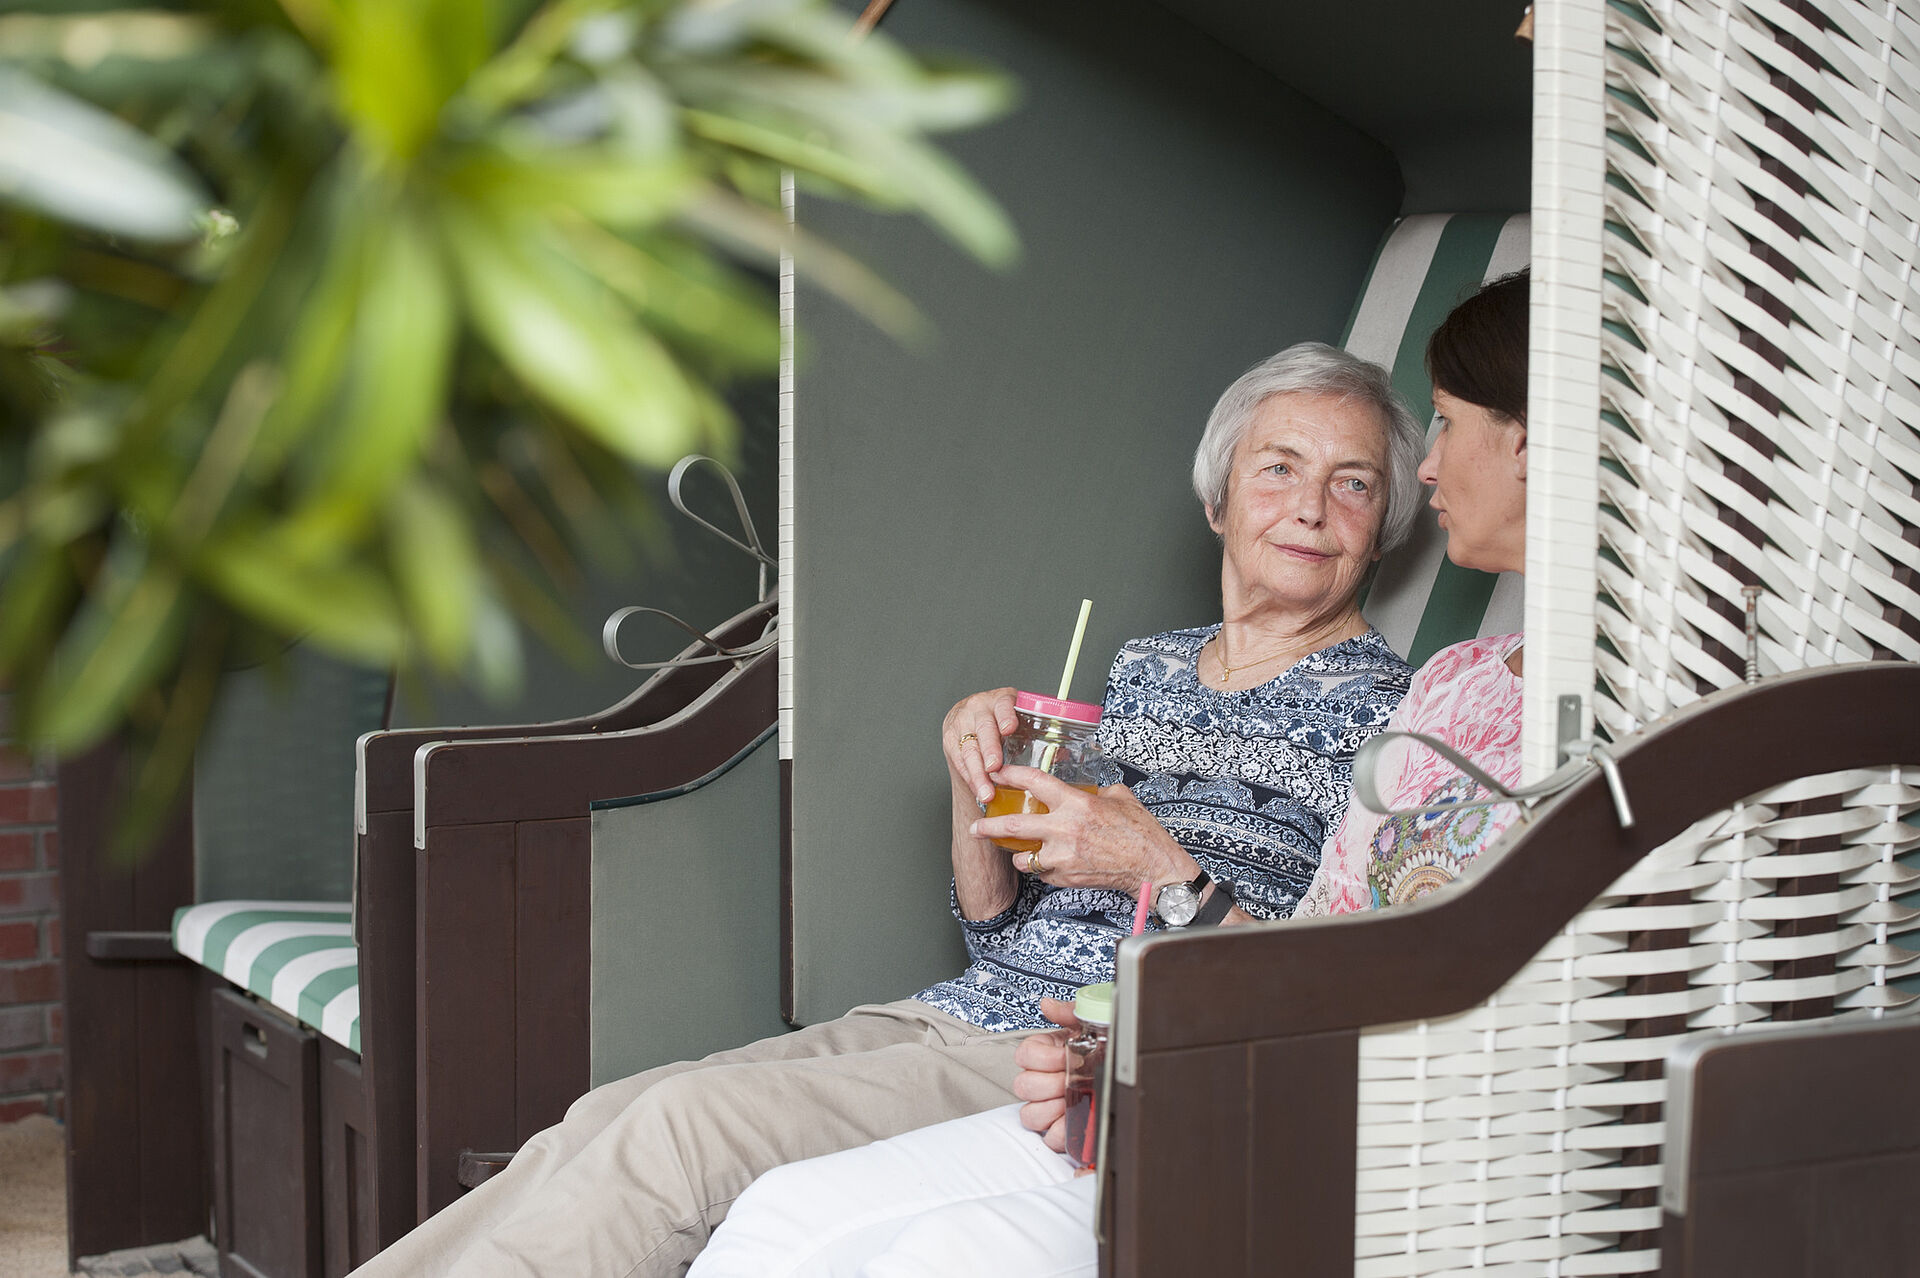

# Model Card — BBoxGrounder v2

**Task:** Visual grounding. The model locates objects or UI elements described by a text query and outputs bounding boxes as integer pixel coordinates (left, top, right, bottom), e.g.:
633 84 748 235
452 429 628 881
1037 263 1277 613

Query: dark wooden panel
513 817 592 1142
1110 1043 1249 1277
320 1039 376 1278
1249 1031 1359 1278
1682 1019 1920 1176
1663 1014 1920 1278
353 808 417 1245
415 821 518 1217
58 741 205 1263
211 988 322 1278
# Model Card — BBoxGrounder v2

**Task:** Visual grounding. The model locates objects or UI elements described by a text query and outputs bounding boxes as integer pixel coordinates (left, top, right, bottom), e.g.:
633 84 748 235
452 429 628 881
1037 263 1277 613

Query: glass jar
985 692 1106 854
1062 980 1113 1170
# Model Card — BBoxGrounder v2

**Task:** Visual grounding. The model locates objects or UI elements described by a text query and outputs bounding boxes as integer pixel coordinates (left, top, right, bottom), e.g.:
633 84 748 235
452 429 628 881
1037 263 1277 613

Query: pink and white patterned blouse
1294 634 1525 918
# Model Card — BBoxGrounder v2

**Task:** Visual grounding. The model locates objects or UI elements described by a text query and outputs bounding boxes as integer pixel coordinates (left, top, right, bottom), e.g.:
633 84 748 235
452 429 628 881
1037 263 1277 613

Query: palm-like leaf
0 0 1016 840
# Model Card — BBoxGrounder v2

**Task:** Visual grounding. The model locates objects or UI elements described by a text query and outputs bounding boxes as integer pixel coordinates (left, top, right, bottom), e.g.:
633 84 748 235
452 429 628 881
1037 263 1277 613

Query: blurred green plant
0 0 1014 836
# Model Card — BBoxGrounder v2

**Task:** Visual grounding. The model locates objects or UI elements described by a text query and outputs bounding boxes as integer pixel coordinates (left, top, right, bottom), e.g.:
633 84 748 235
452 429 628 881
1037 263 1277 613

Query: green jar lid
1074 981 1114 1025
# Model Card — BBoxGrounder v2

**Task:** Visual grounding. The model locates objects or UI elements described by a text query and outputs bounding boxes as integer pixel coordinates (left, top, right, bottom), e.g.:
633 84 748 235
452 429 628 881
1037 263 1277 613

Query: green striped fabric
172 900 360 1053
1342 212 1530 666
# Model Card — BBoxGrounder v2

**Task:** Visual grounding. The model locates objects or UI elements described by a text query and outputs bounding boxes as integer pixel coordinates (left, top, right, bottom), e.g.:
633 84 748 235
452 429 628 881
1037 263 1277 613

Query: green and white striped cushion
172 900 360 1053
1343 212 1531 667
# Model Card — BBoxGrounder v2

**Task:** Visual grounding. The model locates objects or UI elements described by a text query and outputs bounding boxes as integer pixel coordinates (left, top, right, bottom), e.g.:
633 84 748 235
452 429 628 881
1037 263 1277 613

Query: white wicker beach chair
1099 2 1920 1274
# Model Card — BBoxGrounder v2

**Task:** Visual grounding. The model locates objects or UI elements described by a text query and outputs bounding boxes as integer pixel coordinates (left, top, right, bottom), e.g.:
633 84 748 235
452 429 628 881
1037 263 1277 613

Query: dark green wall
786 0 1404 1021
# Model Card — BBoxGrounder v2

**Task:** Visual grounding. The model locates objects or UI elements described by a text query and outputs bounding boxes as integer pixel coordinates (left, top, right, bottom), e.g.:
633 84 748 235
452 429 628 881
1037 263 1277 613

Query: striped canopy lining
1346 212 1532 667
1351 0 1920 1273
172 901 360 1053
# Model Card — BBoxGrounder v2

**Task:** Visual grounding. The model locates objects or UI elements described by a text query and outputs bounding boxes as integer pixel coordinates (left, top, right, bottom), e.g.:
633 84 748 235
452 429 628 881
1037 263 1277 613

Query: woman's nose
1418 437 1443 485
1294 484 1327 524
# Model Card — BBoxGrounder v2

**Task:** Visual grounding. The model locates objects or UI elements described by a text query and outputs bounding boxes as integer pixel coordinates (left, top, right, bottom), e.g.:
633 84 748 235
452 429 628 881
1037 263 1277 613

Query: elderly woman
352 342 1423 1278
689 271 1532 1278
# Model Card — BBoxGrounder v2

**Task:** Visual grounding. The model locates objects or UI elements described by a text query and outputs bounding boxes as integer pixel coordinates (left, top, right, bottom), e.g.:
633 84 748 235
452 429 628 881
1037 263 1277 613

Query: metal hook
1354 729 1637 831
668 455 774 601
601 605 776 672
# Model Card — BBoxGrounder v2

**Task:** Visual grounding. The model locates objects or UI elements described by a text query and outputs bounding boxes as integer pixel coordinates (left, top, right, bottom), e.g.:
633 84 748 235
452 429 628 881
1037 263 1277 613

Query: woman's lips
1272 543 1333 560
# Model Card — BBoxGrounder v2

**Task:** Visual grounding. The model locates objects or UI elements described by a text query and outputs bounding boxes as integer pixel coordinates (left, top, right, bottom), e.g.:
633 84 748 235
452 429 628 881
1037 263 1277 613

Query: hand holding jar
972 765 1189 893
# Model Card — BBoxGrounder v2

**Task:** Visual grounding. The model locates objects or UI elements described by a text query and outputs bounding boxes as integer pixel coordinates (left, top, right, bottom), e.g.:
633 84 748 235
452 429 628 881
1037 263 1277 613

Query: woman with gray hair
676 342 1422 1276
355 342 1422 1278
693 274 1535 1278
923 339 1427 949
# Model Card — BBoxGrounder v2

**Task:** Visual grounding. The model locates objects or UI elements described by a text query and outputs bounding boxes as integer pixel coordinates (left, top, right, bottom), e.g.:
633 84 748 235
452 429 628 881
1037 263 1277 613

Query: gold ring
957 732 978 747
1026 850 1043 874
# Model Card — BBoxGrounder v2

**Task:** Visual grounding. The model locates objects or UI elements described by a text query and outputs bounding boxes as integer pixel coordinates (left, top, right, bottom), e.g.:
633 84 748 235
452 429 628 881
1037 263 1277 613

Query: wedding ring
957 732 978 747
1026 850 1043 874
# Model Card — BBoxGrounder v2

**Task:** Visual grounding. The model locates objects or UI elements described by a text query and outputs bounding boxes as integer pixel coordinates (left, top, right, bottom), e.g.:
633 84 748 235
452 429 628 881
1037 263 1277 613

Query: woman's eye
1263 463 1290 477
1341 478 1370 493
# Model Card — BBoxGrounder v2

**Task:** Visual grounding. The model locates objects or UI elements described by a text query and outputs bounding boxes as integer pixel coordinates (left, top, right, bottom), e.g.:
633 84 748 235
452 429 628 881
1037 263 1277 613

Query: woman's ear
1510 424 1528 483
1204 502 1222 535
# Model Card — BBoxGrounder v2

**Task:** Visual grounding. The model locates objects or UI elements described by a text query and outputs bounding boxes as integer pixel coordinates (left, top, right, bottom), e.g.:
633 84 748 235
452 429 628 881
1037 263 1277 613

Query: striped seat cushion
1344 211 1531 666
172 900 361 1053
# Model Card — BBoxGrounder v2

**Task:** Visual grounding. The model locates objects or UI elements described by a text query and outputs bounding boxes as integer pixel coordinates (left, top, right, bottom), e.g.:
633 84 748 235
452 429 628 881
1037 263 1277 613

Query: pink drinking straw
1131 880 1152 936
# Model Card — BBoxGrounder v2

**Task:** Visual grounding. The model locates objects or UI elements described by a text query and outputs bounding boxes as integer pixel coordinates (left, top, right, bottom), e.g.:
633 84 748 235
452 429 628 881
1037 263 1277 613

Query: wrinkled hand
972 765 1188 892
942 688 1019 806
1012 997 1080 1152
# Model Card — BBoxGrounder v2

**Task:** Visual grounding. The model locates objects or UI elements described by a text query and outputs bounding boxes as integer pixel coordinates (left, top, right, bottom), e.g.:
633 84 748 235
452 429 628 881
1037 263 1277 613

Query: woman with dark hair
690 269 1534 1278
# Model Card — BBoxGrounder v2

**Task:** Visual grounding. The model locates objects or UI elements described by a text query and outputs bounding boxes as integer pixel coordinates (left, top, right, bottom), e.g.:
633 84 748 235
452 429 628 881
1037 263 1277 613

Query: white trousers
690 1104 1098 1278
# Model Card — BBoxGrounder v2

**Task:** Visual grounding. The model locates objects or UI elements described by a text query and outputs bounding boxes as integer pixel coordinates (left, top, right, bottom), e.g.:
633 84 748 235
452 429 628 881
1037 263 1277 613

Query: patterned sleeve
1292 664 1435 919
949 873 1047 961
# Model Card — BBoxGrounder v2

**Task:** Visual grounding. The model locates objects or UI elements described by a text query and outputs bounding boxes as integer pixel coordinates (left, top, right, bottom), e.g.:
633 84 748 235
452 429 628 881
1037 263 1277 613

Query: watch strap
1192 879 1236 927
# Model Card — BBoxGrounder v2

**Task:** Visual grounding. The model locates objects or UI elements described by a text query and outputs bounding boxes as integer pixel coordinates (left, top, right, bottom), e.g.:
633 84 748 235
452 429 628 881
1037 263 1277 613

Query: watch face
1156 882 1200 926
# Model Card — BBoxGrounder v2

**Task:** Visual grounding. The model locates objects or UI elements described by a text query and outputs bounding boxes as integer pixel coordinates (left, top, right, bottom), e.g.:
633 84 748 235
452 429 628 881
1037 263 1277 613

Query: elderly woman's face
1207 391 1389 620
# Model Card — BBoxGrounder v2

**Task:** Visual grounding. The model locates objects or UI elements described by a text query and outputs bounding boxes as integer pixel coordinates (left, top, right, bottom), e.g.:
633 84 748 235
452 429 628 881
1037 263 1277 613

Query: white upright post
1524 0 1607 781
777 171 797 761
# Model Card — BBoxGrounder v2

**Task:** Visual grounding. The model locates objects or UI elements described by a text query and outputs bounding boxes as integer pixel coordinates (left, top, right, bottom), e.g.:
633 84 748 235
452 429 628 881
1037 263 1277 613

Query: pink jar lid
1014 691 1102 726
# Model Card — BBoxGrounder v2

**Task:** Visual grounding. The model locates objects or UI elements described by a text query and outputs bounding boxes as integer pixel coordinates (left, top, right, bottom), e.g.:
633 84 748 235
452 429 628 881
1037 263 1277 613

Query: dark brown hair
1426 268 1530 424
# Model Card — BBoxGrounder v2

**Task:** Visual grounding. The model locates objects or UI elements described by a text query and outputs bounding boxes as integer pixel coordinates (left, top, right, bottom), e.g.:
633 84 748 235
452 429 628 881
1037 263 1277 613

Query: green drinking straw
1038 599 1094 779
1057 599 1094 700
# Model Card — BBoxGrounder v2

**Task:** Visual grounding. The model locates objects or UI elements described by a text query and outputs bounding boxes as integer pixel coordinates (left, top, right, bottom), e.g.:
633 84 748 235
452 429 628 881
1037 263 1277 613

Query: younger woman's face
1419 389 1527 576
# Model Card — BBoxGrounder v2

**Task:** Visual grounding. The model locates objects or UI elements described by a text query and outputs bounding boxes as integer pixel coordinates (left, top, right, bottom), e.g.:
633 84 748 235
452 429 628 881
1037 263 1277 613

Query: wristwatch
1154 870 1212 927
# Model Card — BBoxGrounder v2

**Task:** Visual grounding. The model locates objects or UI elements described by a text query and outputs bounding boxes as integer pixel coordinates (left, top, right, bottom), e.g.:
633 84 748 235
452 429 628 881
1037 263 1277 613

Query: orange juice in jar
988 692 1106 857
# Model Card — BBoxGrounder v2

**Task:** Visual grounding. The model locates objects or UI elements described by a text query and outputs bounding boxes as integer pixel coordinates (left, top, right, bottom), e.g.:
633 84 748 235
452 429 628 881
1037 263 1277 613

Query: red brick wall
0 691 62 1123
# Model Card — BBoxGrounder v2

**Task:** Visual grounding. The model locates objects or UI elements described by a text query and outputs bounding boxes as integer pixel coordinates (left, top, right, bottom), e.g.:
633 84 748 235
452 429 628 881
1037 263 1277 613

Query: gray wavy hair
1190 342 1426 557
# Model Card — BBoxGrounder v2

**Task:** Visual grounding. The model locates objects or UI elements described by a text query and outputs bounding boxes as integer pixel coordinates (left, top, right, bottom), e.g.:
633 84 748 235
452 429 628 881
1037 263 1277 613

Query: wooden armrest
412 647 775 832
1662 1012 1920 1277
1118 662 1920 1055
85 931 185 962
357 599 773 818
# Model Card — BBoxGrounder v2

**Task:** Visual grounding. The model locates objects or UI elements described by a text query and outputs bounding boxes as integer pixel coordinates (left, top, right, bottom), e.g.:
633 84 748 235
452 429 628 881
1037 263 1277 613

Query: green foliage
0 0 1014 837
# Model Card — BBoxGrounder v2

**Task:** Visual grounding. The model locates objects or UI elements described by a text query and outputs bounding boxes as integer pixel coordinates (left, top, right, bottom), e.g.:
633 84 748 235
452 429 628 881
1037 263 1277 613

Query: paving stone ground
73 1239 218 1278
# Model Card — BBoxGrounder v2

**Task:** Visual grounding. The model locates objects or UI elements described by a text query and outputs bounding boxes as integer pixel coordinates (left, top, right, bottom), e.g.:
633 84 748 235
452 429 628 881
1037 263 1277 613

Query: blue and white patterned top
913 626 1411 1031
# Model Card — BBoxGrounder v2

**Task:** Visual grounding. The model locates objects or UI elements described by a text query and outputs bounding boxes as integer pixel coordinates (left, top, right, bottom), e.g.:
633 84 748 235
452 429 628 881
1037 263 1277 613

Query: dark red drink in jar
1062 981 1113 1170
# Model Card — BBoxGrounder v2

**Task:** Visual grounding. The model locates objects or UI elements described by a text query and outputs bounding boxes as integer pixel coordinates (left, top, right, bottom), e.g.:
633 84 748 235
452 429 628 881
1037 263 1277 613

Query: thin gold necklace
1213 633 1297 688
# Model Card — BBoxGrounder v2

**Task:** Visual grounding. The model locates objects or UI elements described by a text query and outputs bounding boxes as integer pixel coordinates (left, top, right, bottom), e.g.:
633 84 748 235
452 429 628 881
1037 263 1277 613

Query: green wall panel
786 0 1404 1022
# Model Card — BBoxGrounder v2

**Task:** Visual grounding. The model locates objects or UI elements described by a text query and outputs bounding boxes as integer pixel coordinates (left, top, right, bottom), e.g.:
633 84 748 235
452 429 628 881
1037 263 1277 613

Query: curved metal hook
669 455 774 600
1354 730 1637 831
601 605 776 672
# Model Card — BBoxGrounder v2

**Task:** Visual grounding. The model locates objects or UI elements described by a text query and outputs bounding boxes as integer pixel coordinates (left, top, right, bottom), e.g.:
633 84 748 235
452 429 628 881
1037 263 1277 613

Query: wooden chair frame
1100 661 1920 1277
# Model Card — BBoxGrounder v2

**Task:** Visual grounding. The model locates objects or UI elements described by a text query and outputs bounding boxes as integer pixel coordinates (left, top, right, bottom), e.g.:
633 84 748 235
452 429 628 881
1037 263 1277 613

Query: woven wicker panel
1352 765 1920 1276
1593 0 1920 736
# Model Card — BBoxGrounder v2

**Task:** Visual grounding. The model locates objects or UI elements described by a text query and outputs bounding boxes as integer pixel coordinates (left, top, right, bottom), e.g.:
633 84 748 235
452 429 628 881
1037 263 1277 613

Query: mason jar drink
1062 980 1113 1170
985 692 1105 855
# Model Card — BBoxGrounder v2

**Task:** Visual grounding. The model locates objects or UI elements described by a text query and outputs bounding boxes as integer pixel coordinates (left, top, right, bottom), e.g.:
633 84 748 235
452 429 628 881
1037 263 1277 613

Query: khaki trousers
350 1000 1031 1278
